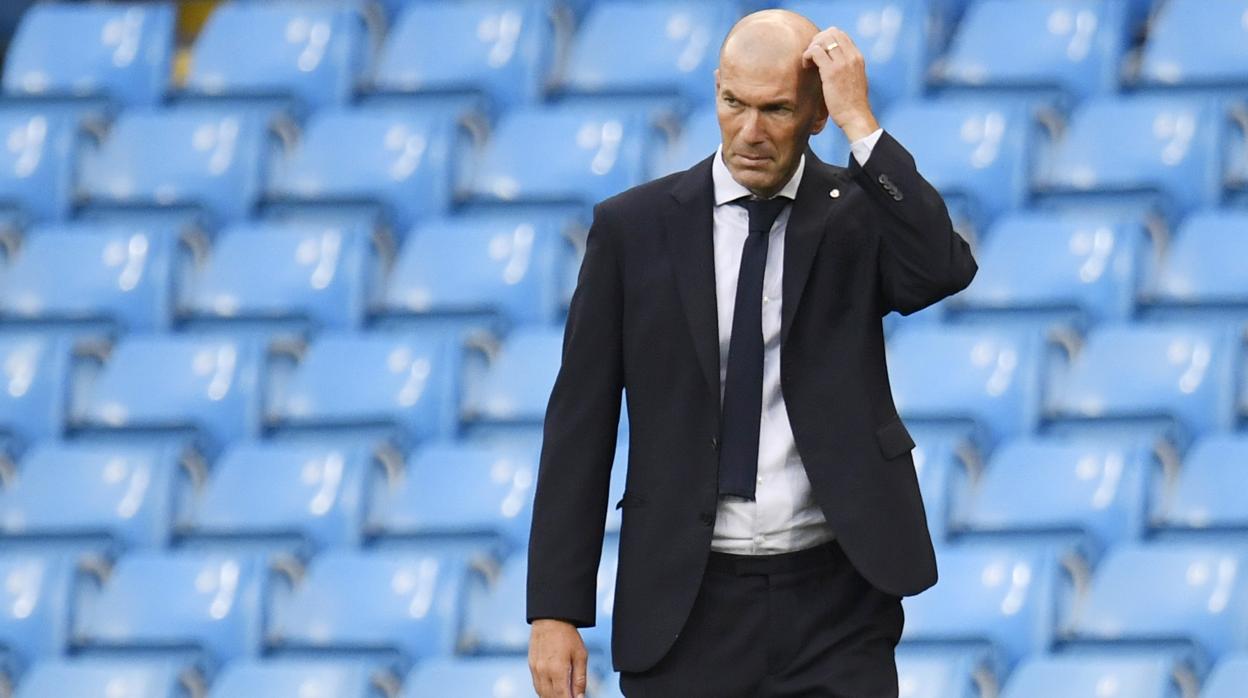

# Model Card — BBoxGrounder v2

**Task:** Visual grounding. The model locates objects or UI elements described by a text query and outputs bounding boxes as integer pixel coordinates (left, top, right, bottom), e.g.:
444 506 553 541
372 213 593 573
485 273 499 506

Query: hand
801 26 880 142
529 619 589 698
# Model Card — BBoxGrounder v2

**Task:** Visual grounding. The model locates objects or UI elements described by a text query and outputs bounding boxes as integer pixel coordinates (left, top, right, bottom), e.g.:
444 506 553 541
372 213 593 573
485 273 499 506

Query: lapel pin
829 188 840 198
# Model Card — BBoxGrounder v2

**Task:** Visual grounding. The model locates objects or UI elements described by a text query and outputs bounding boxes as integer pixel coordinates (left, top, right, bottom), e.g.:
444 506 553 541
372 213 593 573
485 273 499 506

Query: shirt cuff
850 127 884 166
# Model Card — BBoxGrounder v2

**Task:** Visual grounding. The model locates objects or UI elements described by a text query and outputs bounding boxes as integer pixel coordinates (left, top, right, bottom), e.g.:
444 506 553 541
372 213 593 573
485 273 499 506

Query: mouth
735 153 771 166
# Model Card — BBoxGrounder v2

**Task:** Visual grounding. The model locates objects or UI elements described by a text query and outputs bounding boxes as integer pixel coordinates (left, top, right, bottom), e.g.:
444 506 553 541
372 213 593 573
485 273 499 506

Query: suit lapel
781 153 849 345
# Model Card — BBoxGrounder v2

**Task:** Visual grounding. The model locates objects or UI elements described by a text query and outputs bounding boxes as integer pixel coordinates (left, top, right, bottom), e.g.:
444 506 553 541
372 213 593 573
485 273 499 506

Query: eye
722 95 739 107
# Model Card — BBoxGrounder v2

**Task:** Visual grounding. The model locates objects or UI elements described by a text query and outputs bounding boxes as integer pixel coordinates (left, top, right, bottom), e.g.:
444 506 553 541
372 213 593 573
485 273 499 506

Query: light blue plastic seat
895 648 996 698
1000 654 1183 698
0 334 70 452
207 658 388 698
912 435 972 545
14 658 192 698
400 656 533 698
1203 653 1248 698
1140 210 1248 326
462 325 564 429
1151 434 1248 540
1137 0 1248 93
0 554 73 678
0 107 81 224
649 103 719 179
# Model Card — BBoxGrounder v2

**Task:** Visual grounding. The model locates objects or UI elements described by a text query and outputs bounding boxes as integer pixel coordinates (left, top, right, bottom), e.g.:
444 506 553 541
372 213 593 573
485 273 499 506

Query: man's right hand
529 619 589 698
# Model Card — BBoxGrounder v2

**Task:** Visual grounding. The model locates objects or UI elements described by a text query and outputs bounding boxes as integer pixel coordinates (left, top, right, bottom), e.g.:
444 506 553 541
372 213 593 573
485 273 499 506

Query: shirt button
756 475 764 484
753 534 765 545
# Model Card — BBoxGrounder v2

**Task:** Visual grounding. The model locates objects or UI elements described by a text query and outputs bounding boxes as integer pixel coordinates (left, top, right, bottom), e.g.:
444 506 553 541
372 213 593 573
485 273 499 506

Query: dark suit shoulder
596 167 690 219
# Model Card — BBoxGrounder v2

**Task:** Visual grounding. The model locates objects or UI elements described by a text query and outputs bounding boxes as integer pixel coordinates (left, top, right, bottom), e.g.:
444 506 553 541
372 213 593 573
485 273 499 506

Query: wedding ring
825 40 839 51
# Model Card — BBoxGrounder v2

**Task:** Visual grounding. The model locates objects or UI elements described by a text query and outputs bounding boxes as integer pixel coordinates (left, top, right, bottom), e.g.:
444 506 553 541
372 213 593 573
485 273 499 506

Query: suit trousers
617 539 905 698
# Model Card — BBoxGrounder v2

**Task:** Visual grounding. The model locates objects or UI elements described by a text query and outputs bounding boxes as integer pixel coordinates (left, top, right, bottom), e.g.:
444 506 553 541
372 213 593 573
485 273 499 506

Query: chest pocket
875 416 916 460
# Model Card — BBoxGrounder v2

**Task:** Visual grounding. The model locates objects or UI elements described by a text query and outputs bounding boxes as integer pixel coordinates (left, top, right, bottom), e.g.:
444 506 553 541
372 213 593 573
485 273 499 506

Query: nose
740 109 765 144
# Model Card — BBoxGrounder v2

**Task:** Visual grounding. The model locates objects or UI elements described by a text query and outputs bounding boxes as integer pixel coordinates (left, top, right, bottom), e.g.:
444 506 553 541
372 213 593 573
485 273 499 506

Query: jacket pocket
874 416 916 460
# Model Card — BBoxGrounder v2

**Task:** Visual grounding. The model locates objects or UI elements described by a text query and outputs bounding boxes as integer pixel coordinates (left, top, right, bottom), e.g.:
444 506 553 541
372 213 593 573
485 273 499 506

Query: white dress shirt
710 127 883 555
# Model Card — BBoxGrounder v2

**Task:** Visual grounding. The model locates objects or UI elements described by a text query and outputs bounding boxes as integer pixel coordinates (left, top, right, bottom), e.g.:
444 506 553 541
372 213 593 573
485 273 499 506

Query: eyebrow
720 90 795 110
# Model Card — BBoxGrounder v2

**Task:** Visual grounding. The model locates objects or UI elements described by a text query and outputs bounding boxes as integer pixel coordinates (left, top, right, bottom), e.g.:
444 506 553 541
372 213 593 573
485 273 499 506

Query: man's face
715 56 826 198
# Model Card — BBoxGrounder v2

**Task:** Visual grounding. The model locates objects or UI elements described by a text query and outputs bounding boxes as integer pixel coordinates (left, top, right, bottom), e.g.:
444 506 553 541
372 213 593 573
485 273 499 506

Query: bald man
527 10 977 697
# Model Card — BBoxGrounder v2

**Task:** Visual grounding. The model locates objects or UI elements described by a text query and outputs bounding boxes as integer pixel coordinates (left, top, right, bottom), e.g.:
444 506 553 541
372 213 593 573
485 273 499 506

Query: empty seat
184 2 368 115
69 335 261 454
378 213 574 333
0 222 175 332
1043 323 1238 447
264 332 461 447
895 648 997 698
1000 654 1185 698
462 325 563 428
649 103 719 179
73 551 263 665
370 0 554 115
176 442 372 552
913 435 974 545
1138 0 1248 92
0 334 70 451
15 658 191 698
400 656 533 698
264 107 460 231
1151 434 1248 538
1203 653 1248 698
178 220 370 332
1033 95 1224 223
75 106 271 226
885 325 1045 449
0 108 80 224
0 442 180 550
1140 210 1248 325
0 555 73 676
934 0 1129 106
949 212 1146 330
207 658 387 698
3 2 174 108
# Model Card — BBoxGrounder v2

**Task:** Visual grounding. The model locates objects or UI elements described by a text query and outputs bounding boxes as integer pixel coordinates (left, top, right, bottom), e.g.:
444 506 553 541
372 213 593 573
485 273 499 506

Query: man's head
715 10 829 198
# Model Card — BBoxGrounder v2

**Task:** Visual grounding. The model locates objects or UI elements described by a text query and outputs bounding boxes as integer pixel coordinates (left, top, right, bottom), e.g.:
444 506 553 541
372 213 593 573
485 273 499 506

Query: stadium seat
0 107 80 225
264 106 461 231
1137 0 1248 94
910 434 972 545
1150 434 1248 539
14 658 193 698
0 334 69 453
177 220 370 333
183 2 368 115
999 654 1185 698
68 335 261 454
0 222 175 332
880 98 1035 233
1203 653 1248 698
1064 543 1248 674
0 554 74 678
266 549 483 664
933 0 1129 107
1042 323 1238 448
73 551 264 665
895 648 997 698
461 325 563 430
75 106 272 226
376 213 575 334
884 325 1045 449
948 212 1147 330
175 442 372 552
264 332 462 447
0 442 180 550
1139 209 1248 326
400 656 533 698
365 439 537 554
1032 95 1224 224
370 0 555 116
207 658 390 698
952 437 1152 559
3 2 175 109
649 103 719 179
463 106 649 211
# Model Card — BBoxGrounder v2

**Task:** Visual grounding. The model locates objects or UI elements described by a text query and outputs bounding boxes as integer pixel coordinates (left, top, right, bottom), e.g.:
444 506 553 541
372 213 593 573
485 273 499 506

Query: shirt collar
711 143 806 206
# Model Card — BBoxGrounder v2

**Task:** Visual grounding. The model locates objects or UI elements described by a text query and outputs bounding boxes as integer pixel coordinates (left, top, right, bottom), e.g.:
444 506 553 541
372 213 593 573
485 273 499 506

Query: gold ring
825 41 839 51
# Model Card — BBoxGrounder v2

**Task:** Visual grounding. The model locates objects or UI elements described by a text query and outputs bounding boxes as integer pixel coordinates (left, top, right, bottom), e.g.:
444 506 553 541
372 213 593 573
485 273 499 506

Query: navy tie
719 196 790 500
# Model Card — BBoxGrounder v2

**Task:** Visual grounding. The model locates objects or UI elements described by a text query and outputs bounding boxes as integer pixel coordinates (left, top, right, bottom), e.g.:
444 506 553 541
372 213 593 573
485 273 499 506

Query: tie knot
733 196 790 235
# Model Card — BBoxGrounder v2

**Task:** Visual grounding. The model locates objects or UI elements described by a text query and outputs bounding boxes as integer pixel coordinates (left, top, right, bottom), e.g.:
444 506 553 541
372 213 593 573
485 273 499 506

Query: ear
809 102 830 136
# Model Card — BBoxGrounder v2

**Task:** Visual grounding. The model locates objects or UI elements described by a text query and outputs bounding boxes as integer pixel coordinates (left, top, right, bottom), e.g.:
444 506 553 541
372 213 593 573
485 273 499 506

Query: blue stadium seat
949 212 1146 330
73 551 264 665
1032 95 1224 224
0 442 179 550
649 103 719 179
880 99 1035 233
377 213 575 334
1228 114 1248 204
264 107 460 231
365 439 536 554
783 0 935 111
885 325 1045 449
1140 210 1248 326
895 648 996 698
1042 323 1238 448
911 434 971 544
0 222 175 332
207 658 388 698
266 549 482 664
1203 653 1248 698
461 325 563 430
75 106 271 226
264 332 461 447
370 0 555 116
0 334 70 452
400 656 533 698
1065 543 1248 674
0 555 73 678
933 0 1129 107
68 335 261 454
177 220 370 333
3 2 175 109
1000 654 1185 698
176 442 372 552
901 545 1067 673
464 106 649 211
0 108 80 225
1137 0 1248 94
1151 434 1248 539
183 2 368 115
14 658 191 698
952 438 1151 559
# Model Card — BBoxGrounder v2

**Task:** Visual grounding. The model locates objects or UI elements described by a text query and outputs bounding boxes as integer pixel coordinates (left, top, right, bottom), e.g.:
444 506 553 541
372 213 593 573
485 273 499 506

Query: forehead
717 53 804 103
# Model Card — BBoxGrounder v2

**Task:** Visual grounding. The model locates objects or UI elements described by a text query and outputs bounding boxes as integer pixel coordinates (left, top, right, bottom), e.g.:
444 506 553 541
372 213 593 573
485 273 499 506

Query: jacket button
893 191 904 201
877 173 889 184
699 512 715 526
710 436 719 451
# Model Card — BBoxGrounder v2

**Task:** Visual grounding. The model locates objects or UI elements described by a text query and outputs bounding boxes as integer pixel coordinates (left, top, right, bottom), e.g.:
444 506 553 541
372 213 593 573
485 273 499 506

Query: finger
572 649 589 698
804 38 839 75
826 26 863 62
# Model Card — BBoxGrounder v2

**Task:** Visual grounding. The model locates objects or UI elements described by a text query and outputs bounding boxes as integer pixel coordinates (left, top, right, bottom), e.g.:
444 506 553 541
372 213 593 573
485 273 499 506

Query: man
527 9 978 698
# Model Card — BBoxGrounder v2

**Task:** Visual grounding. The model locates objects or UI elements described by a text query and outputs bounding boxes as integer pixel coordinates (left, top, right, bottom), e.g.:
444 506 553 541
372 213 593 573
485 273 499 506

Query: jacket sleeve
846 128 979 316
526 201 625 627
